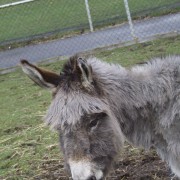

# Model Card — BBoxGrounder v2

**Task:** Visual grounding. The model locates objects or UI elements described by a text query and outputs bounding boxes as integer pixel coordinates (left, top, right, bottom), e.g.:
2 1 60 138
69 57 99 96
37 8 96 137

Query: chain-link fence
0 0 180 69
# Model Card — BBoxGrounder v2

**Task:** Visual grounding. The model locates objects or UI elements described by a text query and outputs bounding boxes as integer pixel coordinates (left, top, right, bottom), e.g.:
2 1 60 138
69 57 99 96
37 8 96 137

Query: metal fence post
84 0 94 32
123 0 138 42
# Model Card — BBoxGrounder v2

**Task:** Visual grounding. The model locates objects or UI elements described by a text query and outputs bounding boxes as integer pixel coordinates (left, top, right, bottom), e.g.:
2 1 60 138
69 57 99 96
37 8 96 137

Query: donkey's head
20 56 124 180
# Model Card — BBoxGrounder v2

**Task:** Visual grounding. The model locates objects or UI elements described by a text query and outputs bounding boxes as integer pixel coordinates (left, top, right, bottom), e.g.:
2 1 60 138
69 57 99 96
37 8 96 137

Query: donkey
20 55 180 180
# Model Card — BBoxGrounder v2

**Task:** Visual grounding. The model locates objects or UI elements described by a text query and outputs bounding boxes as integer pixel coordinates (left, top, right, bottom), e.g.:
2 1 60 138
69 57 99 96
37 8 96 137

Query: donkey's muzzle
87 175 97 180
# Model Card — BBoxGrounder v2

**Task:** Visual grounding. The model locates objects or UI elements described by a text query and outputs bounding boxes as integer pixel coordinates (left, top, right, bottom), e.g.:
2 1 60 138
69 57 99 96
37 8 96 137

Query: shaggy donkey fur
21 55 180 179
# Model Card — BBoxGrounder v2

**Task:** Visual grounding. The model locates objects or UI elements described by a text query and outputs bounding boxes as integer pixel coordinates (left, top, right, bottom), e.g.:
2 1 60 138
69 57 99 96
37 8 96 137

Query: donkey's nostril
87 175 96 180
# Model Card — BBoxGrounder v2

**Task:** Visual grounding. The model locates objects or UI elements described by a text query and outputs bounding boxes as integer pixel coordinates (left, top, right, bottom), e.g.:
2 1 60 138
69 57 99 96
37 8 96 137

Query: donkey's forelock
45 89 109 131
44 56 107 130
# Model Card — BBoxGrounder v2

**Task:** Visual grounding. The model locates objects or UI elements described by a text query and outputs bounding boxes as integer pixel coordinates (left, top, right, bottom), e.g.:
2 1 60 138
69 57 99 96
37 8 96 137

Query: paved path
0 13 180 69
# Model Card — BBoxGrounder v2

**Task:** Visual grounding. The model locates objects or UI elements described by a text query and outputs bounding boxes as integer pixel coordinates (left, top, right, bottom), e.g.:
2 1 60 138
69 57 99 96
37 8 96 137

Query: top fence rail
0 0 34 8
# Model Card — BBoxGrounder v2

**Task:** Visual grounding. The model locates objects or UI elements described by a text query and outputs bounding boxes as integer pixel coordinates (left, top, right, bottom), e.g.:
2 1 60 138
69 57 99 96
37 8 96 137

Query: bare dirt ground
34 144 178 180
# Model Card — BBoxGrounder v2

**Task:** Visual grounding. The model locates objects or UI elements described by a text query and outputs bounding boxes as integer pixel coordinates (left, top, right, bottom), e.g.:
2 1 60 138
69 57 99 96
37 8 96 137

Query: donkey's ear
76 57 93 89
20 60 60 90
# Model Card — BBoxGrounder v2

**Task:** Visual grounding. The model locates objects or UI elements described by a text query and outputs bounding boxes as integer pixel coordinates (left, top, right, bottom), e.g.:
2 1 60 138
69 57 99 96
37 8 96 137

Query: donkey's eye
89 119 99 128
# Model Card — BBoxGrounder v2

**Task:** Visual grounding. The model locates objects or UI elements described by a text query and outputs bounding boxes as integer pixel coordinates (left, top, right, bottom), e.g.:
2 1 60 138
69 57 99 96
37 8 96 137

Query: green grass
0 36 180 179
0 0 179 45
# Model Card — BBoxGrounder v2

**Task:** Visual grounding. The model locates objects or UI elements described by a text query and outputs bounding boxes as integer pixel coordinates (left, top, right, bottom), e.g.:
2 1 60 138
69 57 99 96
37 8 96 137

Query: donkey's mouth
86 177 105 180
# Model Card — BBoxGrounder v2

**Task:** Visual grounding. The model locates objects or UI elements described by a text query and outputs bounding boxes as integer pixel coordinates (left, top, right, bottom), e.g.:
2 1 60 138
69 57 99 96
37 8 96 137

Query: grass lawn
0 35 180 179
0 0 179 44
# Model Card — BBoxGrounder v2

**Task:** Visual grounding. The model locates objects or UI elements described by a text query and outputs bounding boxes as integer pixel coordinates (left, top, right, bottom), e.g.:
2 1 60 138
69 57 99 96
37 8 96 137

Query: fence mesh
0 0 180 69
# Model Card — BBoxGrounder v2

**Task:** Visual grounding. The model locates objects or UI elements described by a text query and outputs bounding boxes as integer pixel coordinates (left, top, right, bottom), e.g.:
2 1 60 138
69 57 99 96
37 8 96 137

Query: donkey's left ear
20 60 60 90
76 57 93 89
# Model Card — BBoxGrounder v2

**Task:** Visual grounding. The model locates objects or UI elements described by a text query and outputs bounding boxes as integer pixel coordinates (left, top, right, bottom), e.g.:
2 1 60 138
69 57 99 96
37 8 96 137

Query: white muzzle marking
69 160 103 180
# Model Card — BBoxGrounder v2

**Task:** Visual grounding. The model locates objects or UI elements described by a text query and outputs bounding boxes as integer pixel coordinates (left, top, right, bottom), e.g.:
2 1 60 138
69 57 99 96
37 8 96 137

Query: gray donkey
20 55 180 180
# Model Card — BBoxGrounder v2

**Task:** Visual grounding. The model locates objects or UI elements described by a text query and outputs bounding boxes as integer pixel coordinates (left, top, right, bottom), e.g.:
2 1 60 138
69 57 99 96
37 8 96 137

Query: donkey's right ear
20 60 60 90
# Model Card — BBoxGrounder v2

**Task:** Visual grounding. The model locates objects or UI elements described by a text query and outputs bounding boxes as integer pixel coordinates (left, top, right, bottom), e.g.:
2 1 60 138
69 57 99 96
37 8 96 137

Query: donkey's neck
92 59 173 148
